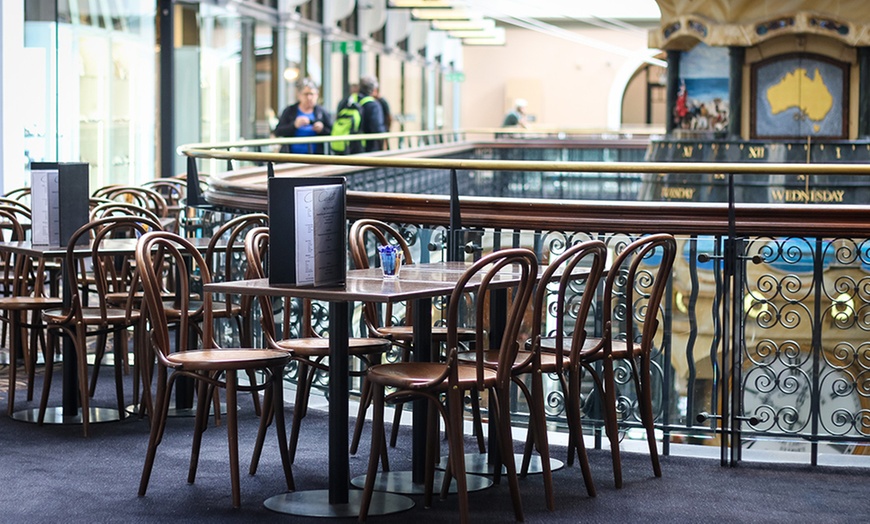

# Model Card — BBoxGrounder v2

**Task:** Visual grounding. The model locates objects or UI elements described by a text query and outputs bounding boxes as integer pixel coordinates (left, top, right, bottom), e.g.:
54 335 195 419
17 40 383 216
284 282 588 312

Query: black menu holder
30 162 90 246
268 176 347 286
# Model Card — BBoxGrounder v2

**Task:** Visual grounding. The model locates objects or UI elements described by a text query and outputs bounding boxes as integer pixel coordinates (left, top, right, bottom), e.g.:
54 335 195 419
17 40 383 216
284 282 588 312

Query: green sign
445 72 465 83
332 41 363 54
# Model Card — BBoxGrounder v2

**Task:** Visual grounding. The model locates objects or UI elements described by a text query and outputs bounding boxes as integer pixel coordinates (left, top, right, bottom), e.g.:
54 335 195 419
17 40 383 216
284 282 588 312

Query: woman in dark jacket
274 78 333 154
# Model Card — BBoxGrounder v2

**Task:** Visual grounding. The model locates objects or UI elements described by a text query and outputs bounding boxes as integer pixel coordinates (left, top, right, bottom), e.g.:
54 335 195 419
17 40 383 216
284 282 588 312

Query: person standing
373 85 392 149
274 78 333 154
336 75 385 153
502 98 528 128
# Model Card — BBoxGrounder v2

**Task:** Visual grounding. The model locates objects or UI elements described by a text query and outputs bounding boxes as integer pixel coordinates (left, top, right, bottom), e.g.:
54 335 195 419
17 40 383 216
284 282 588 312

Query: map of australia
765 67 833 133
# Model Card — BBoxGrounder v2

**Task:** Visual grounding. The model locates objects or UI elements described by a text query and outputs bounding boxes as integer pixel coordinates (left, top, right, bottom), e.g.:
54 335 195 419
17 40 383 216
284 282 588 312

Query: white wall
461 24 656 130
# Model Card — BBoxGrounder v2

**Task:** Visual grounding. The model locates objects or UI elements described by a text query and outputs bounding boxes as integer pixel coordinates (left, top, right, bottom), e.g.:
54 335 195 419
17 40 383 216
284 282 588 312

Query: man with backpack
331 75 386 154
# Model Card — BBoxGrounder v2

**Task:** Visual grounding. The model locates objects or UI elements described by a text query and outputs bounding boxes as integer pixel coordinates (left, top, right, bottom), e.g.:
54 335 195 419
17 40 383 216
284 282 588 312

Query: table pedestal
264 489 413 518
437 453 564 475
350 470 492 494
11 406 122 424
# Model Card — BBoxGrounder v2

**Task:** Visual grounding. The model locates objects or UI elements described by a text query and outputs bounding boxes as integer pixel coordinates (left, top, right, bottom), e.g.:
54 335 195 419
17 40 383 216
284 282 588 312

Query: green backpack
330 94 375 154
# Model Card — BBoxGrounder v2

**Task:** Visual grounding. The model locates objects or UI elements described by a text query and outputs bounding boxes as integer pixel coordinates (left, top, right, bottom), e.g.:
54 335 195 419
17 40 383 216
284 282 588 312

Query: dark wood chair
42 215 162 436
348 219 479 453
243 227 391 468
539 233 677 488
0 206 62 415
359 248 538 524
135 230 293 508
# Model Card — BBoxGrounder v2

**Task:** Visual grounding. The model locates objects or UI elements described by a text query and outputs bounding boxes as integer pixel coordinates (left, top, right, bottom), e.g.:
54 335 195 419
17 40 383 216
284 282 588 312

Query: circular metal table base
126 403 230 418
350 469 493 494
264 489 414 518
11 406 122 424
437 453 564 475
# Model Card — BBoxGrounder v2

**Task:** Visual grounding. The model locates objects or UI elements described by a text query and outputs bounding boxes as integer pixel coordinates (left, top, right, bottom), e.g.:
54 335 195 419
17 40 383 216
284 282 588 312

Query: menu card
30 162 89 246
268 176 346 286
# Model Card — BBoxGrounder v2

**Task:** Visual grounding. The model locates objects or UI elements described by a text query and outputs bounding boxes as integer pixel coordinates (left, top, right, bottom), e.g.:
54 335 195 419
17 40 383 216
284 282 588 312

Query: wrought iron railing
180 130 870 466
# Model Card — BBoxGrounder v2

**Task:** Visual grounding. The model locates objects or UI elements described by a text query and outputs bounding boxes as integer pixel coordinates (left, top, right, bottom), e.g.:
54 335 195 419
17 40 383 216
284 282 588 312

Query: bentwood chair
0 206 62 415
348 219 479 453
243 227 391 468
42 215 162 436
359 248 538 524
518 239 607 504
540 233 676 488
135 230 293 508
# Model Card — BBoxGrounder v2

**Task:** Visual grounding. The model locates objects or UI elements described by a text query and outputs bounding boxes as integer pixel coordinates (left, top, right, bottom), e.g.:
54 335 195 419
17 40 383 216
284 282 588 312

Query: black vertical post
448 168 462 262
159 0 174 178
724 173 737 466
858 47 870 138
728 47 745 139
665 50 681 135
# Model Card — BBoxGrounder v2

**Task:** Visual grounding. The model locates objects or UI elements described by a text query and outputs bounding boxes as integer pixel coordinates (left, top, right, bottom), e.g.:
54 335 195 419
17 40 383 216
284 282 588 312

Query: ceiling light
432 18 494 31
448 27 501 39
389 0 455 8
410 8 473 20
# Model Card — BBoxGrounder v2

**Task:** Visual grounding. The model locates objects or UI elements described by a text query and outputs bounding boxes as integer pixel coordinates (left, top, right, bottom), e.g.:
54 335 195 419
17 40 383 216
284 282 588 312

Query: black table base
11 406 122 424
264 489 414 518
350 470 493 494
437 452 564 475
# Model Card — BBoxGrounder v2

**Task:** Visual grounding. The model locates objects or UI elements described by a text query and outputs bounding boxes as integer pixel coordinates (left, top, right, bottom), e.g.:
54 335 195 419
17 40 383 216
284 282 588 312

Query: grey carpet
1 365 868 523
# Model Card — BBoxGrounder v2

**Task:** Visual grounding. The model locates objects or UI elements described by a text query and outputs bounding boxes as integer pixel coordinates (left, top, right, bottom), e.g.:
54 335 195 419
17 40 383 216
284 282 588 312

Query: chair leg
358 382 385 523
636 357 661 477
6 312 19 416
388 400 404 448
269 364 294 491
89 332 108 398
188 376 211 485
74 329 91 437
139 367 171 497
225 370 242 508
529 370 558 508
602 358 623 488
469 392 486 453
288 361 312 464
38 329 58 425
249 380 275 475
567 368 596 497
112 330 127 420
446 386 470 524
492 389 524 522
350 373 372 455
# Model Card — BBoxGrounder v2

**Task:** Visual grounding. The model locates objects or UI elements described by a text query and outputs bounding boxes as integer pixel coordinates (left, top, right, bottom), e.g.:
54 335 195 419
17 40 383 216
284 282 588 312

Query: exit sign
332 41 363 54
445 72 465 82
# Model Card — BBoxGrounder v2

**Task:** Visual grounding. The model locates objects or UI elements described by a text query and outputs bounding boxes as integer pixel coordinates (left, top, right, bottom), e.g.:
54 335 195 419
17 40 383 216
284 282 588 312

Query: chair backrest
0 206 28 296
92 185 170 218
244 226 313 344
603 234 677 354
0 197 31 216
348 219 414 334
207 213 269 317
3 187 31 206
447 248 538 390
142 179 186 207
136 230 214 361
90 200 162 225
64 215 164 323
530 240 607 369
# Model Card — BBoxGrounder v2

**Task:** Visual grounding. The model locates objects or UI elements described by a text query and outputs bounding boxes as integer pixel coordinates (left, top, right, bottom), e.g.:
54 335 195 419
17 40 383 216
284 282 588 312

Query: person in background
373 85 392 150
337 75 385 152
274 78 333 154
502 98 528 128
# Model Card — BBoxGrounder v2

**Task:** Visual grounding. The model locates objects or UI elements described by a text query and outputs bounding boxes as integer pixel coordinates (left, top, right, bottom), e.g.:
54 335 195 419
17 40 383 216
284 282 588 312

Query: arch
608 50 667 130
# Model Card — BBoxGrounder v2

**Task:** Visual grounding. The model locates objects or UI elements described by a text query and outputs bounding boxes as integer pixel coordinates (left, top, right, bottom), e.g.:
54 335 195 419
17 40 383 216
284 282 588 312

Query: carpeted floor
1 362 868 523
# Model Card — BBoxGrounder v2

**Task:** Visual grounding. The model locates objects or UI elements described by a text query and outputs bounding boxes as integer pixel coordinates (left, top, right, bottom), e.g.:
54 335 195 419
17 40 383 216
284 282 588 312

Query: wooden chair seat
165 348 290 370
377 325 475 343
366 361 497 391
0 296 62 310
44 307 139 325
272 336 390 359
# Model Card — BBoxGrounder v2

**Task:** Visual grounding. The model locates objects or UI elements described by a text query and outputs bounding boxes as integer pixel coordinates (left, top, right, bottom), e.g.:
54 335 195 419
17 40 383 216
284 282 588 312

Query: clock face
740 351 867 455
